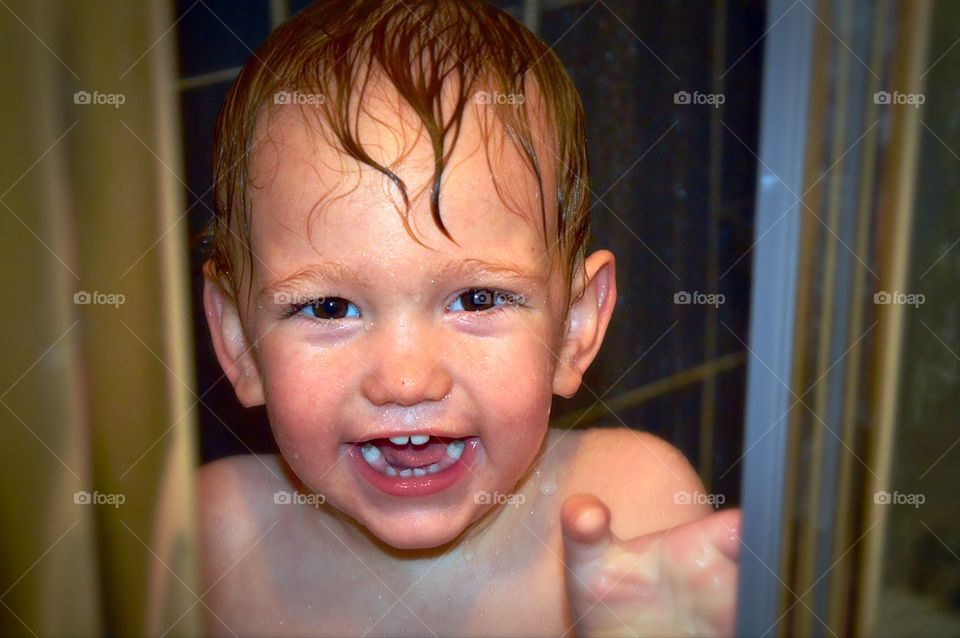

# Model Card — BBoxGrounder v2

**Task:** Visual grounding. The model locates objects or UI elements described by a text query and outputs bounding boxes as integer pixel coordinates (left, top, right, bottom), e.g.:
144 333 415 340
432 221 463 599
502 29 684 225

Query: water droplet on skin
540 477 557 496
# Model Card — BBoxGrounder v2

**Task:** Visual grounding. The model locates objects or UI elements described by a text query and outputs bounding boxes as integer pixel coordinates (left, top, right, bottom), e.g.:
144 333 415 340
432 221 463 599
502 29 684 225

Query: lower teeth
359 439 465 477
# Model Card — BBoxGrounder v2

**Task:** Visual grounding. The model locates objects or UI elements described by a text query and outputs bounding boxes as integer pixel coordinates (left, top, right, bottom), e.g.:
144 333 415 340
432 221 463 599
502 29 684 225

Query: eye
448 289 524 312
295 297 360 320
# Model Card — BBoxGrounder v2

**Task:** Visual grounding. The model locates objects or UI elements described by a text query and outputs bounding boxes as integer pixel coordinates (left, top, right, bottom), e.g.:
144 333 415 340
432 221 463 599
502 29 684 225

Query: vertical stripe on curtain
0 1 199 636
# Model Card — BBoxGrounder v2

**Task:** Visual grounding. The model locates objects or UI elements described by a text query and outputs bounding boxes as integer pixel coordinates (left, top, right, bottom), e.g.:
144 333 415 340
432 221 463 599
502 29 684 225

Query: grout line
541 0 592 8
523 0 540 34
699 0 728 491
269 0 288 29
550 351 747 429
176 66 242 91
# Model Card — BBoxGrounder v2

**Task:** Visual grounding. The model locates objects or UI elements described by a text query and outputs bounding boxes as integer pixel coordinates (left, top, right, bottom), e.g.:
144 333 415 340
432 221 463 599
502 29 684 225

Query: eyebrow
260 258 545 302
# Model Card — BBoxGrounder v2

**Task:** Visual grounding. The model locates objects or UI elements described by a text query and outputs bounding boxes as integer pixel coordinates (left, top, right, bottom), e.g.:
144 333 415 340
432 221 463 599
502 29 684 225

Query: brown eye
299 297 359 320
459 289 497 311
452 289 524 312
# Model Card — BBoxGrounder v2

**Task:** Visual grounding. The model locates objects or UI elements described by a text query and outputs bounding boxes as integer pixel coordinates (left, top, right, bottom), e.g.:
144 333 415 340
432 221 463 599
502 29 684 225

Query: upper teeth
389 434 431 445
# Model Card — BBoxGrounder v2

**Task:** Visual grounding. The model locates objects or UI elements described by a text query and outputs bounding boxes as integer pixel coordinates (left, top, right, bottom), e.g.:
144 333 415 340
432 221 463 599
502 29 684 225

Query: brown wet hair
206 0 590 308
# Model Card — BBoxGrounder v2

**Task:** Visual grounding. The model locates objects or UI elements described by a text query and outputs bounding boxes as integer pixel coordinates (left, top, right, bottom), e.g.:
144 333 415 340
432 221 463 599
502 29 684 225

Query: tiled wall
176 0 763 500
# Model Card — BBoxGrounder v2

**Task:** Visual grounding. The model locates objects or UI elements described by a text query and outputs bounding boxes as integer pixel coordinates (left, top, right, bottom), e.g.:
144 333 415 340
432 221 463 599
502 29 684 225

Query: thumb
561 492 613 563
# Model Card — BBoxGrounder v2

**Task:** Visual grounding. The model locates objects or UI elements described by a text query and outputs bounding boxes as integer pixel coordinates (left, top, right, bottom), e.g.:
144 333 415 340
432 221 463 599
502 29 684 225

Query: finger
561 492 613 562
703 508 742 562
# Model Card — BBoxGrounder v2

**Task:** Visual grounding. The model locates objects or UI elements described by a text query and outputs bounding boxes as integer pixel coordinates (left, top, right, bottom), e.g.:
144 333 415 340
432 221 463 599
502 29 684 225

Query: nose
361 315 453 407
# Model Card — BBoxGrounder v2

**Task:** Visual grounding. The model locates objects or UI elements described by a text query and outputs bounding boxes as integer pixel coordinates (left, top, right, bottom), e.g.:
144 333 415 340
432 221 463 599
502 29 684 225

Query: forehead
245 78 560 277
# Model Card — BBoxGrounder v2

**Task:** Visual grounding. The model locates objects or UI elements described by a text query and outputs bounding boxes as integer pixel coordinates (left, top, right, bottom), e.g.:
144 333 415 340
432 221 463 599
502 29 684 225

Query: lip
347 436 481 497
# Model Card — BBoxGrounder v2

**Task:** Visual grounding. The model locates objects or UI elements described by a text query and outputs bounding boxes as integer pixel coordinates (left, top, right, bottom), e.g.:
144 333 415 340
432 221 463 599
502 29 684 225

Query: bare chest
228 523 571 637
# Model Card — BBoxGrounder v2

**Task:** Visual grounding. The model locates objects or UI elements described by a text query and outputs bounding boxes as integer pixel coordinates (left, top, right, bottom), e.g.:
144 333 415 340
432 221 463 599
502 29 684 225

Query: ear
552 250 617 399
202 262 265 407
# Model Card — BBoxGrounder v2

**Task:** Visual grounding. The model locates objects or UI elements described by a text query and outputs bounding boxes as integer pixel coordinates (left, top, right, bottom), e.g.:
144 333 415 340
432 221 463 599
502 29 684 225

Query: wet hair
206 0 590 307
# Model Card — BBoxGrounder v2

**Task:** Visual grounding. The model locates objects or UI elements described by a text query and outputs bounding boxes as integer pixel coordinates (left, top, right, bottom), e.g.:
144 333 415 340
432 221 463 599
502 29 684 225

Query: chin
357 500 489 550
368 516 468 550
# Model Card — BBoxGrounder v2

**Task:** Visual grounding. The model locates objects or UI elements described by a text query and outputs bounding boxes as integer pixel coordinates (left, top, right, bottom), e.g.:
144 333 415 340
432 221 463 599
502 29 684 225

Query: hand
561 493 741 637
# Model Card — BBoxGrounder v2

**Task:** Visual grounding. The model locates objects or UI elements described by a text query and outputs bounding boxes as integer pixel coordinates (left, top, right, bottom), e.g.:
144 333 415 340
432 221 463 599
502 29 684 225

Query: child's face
212 84 599 550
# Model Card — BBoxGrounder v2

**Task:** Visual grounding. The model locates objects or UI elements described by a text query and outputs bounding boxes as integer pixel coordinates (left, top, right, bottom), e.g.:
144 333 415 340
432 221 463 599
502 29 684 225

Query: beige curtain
1 1 199 636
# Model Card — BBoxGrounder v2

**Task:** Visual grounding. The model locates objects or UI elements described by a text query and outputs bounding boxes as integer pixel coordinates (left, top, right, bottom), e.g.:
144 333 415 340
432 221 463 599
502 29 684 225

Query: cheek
472 335 555 460
256 339 346 457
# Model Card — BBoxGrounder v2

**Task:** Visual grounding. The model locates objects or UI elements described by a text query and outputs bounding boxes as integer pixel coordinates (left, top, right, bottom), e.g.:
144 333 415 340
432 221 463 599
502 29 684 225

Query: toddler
198 1 740 635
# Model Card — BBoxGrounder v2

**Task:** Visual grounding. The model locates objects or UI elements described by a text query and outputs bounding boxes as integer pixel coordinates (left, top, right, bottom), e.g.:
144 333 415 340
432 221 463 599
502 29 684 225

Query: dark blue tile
179 77 278 462
176 0 271 78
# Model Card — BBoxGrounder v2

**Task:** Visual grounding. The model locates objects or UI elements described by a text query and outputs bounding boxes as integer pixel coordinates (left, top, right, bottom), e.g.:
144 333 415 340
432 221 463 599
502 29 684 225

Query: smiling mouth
353 435 473 477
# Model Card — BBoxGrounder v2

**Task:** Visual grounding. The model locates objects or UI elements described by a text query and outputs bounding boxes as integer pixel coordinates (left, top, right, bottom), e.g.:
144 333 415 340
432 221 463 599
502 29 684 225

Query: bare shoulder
197 453 288 519
548 427 712 537
195 455 291 602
